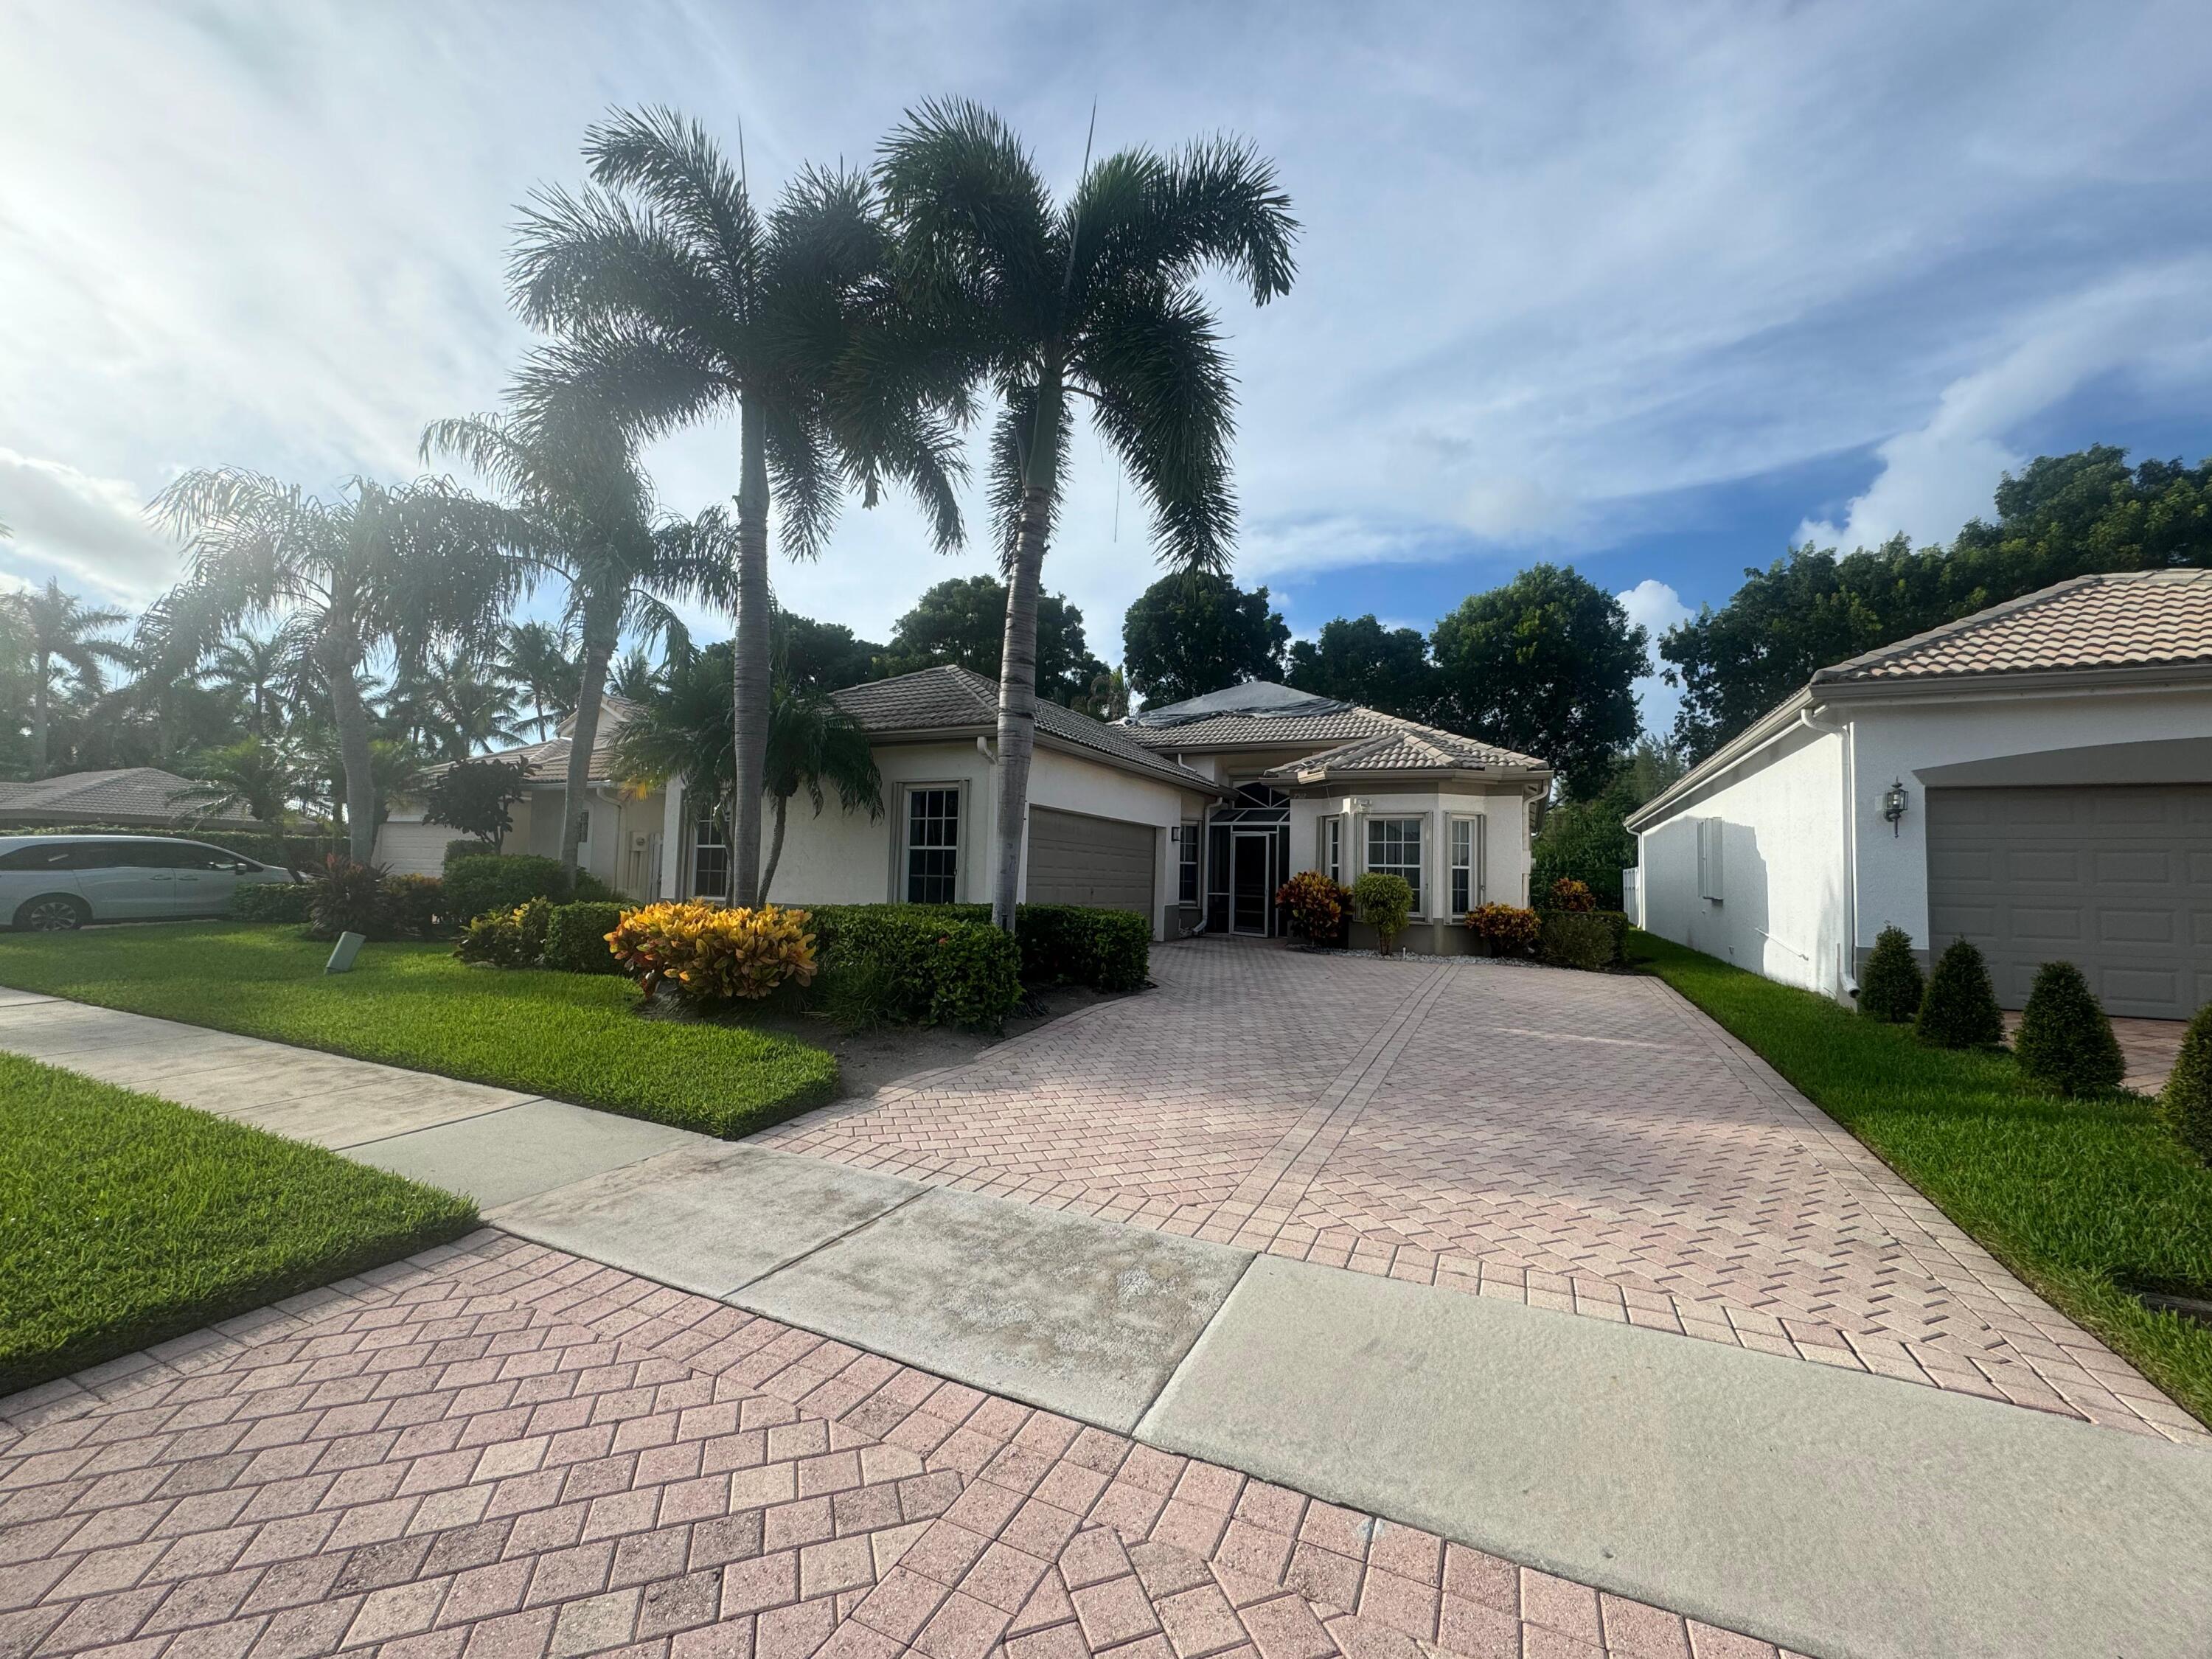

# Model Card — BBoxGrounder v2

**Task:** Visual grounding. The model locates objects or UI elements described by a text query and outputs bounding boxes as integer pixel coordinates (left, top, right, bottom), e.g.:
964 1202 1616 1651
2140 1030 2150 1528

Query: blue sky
3 0 2210 734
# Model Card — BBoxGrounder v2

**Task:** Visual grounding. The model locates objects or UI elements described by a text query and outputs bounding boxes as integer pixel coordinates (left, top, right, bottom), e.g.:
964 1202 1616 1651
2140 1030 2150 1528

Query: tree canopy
1661 447 2212 759
1285 614 1436 721
1121 571 1290 708
1429 563 1646 799
876 575 1105 706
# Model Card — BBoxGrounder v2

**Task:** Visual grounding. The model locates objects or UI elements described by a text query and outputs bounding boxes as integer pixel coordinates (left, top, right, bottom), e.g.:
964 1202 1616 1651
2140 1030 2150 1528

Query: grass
1 1051 476 1396
0 922 841 1138
1632 928 2212 1429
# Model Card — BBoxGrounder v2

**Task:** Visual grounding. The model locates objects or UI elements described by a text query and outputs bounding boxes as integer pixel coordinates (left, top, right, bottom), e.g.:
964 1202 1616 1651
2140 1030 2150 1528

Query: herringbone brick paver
758 945 2198 1441
0 1236 1809 1659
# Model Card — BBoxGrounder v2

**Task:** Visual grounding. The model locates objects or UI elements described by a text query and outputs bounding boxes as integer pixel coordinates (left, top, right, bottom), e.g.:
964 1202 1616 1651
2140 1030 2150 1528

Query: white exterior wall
768 741 995 906
1287 786 1531 917
1635 725 1850 996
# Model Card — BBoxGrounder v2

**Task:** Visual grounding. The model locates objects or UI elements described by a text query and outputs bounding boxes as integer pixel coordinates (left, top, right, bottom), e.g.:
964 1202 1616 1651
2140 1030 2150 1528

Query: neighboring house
378 667 1553 947
0 768 266 832
1627 570 2212 1019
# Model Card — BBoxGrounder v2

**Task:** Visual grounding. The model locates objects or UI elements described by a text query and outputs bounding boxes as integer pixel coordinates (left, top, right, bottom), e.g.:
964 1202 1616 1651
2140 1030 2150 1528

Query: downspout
1798 704 1856 1001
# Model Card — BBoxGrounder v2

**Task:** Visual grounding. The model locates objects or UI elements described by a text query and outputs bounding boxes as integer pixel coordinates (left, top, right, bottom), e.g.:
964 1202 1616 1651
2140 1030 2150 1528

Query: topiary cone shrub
1857 925 1924 1023
1914 938 2004 1048
2163 1004 2212 1164
2013 961 2124 1096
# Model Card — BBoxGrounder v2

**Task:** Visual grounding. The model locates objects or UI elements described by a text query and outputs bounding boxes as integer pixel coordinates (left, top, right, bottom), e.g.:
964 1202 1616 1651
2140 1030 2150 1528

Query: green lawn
1633 929 2212 1429
0 922 840 1138
1 1051 476 1395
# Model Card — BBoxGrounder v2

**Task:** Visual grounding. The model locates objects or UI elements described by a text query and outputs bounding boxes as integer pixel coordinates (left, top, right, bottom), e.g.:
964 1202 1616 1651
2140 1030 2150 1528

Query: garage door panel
1927 784 2211 1020
1026 807 1155 917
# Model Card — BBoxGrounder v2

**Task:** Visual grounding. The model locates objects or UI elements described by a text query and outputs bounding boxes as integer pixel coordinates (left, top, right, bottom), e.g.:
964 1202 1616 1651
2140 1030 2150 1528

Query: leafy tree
779 613 882 693
149 472 511 858
1663 448 2212 759
1286 614 1435 720
510 106 965 908
877 575 1105 705
880 100 1296 925
1 579 131 779
422 757 533 850
1121 572 1290 707
1527 741 1683 912
1430 564 1646 799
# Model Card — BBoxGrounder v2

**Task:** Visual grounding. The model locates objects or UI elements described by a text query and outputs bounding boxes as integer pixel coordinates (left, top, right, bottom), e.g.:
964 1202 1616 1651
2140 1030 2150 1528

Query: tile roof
1124 684 1548 777
1815 569 2212 685
834 666 1220 792
452 698 642 786
0 768 265 827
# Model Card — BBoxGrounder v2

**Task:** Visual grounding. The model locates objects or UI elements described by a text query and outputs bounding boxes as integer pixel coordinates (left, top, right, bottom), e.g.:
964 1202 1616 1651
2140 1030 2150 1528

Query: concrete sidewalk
6 991 2211 1658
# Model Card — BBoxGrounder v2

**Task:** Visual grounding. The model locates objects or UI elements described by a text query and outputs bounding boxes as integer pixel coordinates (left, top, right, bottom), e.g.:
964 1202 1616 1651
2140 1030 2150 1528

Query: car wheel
14 894 89 932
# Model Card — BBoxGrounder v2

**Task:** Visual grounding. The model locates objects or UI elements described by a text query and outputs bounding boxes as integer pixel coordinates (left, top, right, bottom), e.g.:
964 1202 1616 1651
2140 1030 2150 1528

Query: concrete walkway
5 990 2212 1657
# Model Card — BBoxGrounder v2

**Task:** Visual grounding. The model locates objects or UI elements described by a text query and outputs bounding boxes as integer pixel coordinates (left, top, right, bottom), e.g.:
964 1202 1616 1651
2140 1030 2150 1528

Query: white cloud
1798 262 2212 552
0 449 177 600
1615 578 1692 736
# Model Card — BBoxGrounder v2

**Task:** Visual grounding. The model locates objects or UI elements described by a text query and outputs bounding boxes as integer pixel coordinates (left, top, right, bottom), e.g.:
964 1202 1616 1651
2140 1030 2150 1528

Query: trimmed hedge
544 902 627 975
1916 938 2005 1049
443 854 575 921
230 882 316 924
1539 910 1624 970
2166 1005 2212 1164
809 905 1022 1029
1014 904 1150 992
1858 925 1924 1023
2014 961 2124 1097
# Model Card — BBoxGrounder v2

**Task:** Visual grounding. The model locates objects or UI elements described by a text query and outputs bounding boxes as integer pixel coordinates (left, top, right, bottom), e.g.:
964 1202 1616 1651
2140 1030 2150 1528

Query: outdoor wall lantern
1882 779 1909 836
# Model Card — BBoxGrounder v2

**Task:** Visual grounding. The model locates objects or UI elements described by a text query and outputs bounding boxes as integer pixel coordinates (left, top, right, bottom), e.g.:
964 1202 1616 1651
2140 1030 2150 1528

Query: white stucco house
377 667 1553 947
1627 570 2212 1019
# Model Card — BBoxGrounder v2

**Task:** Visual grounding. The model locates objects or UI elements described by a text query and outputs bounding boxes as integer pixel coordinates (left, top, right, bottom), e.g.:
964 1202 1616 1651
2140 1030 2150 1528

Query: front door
1231 831 1273 936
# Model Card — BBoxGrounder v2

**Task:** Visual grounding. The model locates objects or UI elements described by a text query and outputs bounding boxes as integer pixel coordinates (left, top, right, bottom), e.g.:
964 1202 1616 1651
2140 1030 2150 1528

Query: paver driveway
762 943 2195 1442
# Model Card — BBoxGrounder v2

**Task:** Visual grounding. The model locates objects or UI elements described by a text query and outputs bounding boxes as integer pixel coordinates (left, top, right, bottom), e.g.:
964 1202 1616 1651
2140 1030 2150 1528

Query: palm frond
582 106 762 308
878 98 1056 313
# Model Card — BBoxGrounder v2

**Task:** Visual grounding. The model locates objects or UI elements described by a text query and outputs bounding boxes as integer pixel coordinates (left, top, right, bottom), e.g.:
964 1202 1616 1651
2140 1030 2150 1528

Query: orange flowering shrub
1276 870 1352 945
608 900 819 1004
1547 877 1597 913
1468 902 1540 954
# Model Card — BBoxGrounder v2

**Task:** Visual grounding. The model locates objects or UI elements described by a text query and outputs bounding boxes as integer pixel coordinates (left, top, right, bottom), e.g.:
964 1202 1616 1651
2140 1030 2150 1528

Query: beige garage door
1927 785 2212 1018
1026 807 1156 915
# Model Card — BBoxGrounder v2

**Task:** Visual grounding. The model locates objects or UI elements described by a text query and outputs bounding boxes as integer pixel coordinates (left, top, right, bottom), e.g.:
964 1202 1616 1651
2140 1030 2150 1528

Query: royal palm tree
4 579 133 777
508 106 966 905
150 472 513 860
611 639 880 902
878 102 1297 925
422 406 733 872
498 619 577 737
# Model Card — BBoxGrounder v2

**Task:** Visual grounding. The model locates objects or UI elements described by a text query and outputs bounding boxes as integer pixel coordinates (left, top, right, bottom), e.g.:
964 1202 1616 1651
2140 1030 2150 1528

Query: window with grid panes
905 787 960 902
1366 816 1422 913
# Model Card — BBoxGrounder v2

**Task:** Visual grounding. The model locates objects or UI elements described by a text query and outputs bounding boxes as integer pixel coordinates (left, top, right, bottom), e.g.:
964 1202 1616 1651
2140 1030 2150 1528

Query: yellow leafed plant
607 901 819 1004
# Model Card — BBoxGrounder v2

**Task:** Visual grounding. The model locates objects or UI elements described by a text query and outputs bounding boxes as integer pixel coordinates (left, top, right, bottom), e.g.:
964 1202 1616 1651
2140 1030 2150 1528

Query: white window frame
1447 813 1484 917
1366 815 1425 917
900 782 965 905
690 810 728 900
1318 815 1343 887
1178 822 1201 905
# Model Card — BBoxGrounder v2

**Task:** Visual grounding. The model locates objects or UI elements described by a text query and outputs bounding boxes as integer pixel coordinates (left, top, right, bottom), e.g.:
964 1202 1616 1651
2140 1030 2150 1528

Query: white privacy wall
1636 724 1851 996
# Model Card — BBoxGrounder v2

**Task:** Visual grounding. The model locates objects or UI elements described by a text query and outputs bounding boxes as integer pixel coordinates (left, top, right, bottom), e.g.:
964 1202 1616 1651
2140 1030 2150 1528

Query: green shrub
1352 872 1414 955
1539 911 1619 970
2012 961 2124 1096
1276 872 1352 947
607 902 818 1005
308 856 391 940
1015 904 1150 992
1544 877 1597 914
230 882 315 924
573 871 622 902
453 898 552 969
1915 938 2004 1048
1468 902 1540 956
2166 1005 2212 1164
816 956 897 1033
381 874 447 941
441 838 495 869
543 902 628 974
1858 925 1924 1023
808 905 1020 1030
443 853 572 921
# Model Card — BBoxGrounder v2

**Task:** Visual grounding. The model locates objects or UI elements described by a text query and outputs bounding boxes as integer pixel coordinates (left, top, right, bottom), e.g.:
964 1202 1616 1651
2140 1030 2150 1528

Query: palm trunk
759 793 787 903
730 400 773 908
29 655 49 780
990 366 1064 929
562 622 616 874
324 637 377 863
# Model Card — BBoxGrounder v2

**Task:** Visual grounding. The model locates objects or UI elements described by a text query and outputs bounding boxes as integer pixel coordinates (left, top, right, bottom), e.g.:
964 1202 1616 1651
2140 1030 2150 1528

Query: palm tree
173 734 305 827
878 102 1297 925
421 406 733 873
3 579 133 777
498 619 577 737
149 472 514 860
611 639 880 902
507 106 966 906
201 627 302 739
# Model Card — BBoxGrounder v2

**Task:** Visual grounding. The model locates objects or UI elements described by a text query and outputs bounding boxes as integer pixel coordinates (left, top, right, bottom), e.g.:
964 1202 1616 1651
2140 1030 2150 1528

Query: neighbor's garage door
1927 785 2212 1018
372 821 459 877
1026 807 1156 917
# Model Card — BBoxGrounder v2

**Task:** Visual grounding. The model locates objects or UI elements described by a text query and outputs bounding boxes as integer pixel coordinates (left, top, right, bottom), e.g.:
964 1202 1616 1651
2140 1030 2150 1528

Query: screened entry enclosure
1206 790 1291 936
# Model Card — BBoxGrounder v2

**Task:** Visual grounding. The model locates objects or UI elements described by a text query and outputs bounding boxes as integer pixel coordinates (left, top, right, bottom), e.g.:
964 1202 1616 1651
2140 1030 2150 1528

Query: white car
0 835 302 931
